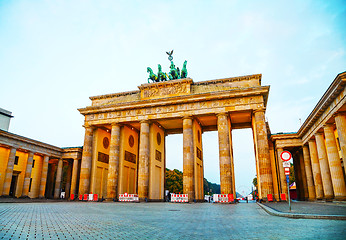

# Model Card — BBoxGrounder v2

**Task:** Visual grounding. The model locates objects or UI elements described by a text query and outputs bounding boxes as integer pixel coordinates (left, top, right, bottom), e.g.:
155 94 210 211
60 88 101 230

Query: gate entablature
79 74 269 127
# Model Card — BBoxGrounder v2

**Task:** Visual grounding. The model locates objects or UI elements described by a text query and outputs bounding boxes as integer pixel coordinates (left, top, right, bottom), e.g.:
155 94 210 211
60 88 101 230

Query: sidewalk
0 197 66 203
258 201 346 220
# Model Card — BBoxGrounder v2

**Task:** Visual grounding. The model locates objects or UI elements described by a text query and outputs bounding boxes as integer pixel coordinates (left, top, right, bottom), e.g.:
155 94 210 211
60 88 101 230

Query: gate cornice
78 86 269 116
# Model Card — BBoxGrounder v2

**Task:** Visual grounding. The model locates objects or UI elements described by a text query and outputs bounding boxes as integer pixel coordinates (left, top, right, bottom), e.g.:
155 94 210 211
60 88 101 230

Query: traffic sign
283 161 290 168
284 167 290 175
280 151 292 161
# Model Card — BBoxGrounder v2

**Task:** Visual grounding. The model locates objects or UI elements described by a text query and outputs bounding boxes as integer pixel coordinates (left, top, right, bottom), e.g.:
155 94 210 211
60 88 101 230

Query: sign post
280 150 292 211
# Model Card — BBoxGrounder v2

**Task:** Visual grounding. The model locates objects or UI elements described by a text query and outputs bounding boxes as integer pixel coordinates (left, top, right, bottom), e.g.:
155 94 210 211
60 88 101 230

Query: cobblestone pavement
0 202 345 239
263 201 346 215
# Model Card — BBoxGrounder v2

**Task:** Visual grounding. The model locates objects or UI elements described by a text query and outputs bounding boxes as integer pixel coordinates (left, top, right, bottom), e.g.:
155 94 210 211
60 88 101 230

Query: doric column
308 139 324 199
65 162 72 198
54 159 63 199
302 145 316 200
183 117 195 201
106 123 121 201
2 147 17 196
38 155 49 198
21 152 34 197
298 151 308 200
138 120 150 201
324 124 346 199
276 148 287 198
217 113 232 194
70 158 79 198
335 113 346 177
79 126 94 195
315 133 334 199
253 109 273 200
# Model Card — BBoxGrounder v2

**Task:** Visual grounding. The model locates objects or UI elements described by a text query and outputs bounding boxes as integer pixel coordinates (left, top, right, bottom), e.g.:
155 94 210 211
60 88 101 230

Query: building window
32 160 35 168
29 178 32 192
14 156 19 165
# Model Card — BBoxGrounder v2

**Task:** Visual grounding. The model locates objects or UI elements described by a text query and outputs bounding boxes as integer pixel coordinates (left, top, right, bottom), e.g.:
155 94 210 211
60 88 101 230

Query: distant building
0 108 13 131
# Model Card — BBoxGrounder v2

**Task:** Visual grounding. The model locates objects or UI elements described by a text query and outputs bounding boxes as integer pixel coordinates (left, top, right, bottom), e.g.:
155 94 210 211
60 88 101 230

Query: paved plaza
0 202 345 239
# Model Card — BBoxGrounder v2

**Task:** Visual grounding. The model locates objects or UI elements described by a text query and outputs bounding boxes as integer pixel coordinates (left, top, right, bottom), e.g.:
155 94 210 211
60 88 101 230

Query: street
0 202 344 239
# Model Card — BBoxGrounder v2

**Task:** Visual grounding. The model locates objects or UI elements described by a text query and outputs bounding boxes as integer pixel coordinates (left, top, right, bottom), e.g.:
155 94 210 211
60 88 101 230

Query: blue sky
1 0 345 194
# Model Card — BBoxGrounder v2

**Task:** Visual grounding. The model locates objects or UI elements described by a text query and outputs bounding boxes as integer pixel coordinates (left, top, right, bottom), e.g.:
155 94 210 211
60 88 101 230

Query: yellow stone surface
302 145 316 200
106 124 121 200
324 124 346 199
138 121 150 200
315 133 334 199
148 123 165 200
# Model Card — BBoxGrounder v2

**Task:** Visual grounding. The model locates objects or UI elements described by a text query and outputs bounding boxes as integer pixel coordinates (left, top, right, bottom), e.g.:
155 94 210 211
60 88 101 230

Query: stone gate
78 74 278 201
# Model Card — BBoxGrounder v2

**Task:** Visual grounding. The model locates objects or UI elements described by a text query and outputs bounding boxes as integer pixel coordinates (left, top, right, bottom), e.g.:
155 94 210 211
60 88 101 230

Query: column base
105 198 116 202
334 196 346 201
0 195 12 198
324 195 334 201
19 195 30 199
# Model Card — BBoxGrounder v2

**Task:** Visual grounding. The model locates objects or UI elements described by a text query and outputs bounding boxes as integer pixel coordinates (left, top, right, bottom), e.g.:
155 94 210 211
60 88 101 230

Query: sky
1 0 345 195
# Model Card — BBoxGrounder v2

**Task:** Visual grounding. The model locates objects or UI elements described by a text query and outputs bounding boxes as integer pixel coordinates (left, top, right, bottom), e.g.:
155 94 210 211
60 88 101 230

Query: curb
257 203 346 220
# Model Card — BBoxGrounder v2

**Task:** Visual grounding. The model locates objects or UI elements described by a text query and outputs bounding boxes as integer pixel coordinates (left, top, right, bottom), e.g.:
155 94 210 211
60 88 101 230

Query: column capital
182 115 193 120
334 111 346 118
253 108 266 114
110 122 120 126
308 138 316 143
323 123 334 129
139 119 150 124
314 132 324 137
216 112 229 117
83 124 95 129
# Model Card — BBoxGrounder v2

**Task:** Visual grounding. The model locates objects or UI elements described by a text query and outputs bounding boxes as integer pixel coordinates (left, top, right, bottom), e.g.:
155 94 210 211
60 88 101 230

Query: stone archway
78 74 277 201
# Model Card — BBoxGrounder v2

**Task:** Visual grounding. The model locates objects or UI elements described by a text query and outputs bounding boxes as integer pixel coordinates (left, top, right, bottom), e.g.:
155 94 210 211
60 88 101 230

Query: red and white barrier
170 193 188 203
213 194 234 203
118 193 139 202
78 194 98 201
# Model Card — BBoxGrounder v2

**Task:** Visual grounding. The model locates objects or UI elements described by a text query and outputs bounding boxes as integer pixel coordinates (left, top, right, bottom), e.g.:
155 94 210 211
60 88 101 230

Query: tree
165 168 183 193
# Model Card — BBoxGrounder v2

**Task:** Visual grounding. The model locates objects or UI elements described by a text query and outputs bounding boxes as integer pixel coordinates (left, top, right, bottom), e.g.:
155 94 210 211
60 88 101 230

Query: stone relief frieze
85 96 261 124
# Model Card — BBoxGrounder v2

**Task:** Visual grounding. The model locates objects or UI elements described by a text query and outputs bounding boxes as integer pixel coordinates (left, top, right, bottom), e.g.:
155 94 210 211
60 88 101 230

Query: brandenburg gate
78 74 276 202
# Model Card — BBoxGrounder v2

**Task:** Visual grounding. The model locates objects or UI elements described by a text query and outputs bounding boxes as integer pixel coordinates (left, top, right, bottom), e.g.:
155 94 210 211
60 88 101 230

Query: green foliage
252 177 257 188
203 178 220 195
165 168 183 193
165 168 220 195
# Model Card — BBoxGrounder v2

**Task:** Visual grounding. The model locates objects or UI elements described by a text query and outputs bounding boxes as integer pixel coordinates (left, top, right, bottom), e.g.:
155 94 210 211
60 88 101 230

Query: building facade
0 130 82 199
0 71 345 202
271 71 346 201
